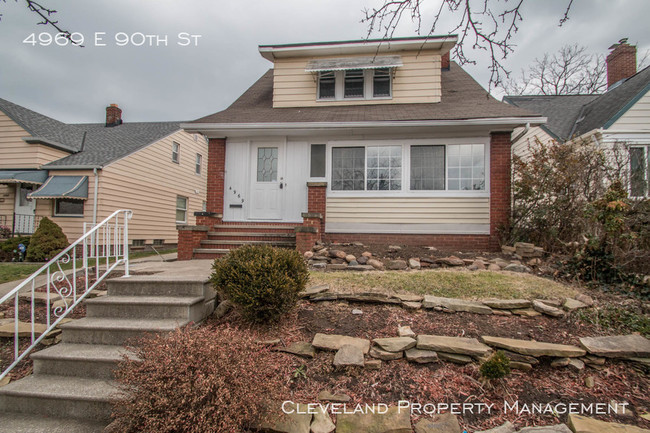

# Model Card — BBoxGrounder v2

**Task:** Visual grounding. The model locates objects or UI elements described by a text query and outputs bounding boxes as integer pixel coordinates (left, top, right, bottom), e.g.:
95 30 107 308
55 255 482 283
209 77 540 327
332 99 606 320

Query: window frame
317 68 393 101
326 139 490 198
309 143 327 179
629 145 650 198
53 198 85 217
171 141 180 164
195 153 202 175
175 195 188 224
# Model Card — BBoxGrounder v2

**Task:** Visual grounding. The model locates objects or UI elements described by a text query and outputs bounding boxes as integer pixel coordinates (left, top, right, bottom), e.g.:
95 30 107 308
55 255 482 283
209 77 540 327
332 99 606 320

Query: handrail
0 209 133 381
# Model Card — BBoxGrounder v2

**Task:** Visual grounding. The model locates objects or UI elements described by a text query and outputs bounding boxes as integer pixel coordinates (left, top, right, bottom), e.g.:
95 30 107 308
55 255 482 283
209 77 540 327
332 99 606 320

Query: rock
487 264 502 271
0 321 48 338
394 293 424 302
402 301 422 310
493 310 512 316
563 298 588 311
579 334 650 358
373 337 416 352
347 265 375 271
471 260 487 270
364 359 382 370
386 260 408 270
18 292 63 305
417 335 491 357
345 254 356 263
481 336 586 357
405 348 438 364
369 347 403 361
584 376 595 388
532 300 565 317
310 293 338 301
333 344 365 367
423 296 493 315
408 258 421 270
388 245 401 251
510 361 533 371
527 258 542 266
258 339 282 346
538 299 563 307
278 342 316 359
335 406 411 433
512 308 542 317
257 402 312 433
501 246 516 255
327 264 348 271
311 407 335 433
551 357 571 367
357 256 368 265
502 350 539 365
362 251 373 258
368 259 384 270
493 258 510 268
313 244 326 252
503 263 531 273
339 293 400 304
312 333 370 354
582 355 606 366
303 285 330 297
475 421 516 433
413 413 460 433
437 256 465 266
398 325 416 338
575 294 595 306
304 251 314 259
482 299 532 309
311 263 326 269
568 414 650 433
352 309 363 315
318 391 351 402
567 358 585 371
330 250 347 259
518 425 572 433
438 352 473 364
0 376 10 387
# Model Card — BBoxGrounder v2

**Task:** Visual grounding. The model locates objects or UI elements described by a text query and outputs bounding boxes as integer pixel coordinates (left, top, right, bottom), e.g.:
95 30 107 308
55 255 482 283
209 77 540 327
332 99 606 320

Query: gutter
511 122 530 143
92 168 99 227
43 165 103 170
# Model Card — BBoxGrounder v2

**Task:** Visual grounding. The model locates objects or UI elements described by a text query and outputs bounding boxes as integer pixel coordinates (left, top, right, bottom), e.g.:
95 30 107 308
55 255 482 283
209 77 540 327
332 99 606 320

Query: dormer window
318 71 336 99
373 68 391 97
344 69 365 98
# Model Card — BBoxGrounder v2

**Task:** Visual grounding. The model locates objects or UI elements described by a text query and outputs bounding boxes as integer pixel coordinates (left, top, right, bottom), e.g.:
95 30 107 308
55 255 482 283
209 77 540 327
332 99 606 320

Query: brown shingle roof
191 62 539 124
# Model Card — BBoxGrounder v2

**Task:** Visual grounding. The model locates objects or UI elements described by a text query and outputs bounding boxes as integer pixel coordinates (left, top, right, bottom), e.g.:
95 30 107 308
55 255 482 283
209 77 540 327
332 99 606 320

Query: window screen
373 68 391 97
410 145 445 190
318 71 335 99
310 144 326 178
331 147 365 190
344 69 364 98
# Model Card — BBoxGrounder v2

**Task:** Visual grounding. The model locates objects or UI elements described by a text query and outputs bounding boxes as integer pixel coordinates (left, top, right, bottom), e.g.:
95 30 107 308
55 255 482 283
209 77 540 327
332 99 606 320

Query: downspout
511 122 531 144
92 168 99 227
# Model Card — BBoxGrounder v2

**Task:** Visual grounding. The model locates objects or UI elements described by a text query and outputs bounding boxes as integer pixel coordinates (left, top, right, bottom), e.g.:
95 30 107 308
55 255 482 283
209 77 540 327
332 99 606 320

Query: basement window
153 239 164 246
132 239 145 247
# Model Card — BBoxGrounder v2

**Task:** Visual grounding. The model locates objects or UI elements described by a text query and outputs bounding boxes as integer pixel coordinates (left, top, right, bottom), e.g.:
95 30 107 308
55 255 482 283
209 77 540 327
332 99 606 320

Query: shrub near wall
25 217 68 262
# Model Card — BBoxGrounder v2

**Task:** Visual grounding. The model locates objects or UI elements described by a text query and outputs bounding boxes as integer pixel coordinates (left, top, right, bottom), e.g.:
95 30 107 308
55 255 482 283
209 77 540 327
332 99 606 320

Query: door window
257 147 278 182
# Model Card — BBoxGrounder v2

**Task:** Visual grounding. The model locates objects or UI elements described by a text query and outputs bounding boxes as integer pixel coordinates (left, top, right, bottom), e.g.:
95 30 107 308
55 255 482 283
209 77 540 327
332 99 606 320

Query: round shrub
25 217 68 262
480 350 511 381
211 245 309 323
113 325 283 433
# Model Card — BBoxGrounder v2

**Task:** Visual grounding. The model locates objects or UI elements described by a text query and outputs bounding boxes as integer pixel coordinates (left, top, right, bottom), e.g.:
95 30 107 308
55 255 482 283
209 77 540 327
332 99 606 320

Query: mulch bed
211 300 650 432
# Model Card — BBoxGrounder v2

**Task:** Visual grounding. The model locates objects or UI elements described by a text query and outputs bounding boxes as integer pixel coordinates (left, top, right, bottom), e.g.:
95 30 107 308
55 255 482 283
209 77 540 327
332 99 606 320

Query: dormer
259 36 457 108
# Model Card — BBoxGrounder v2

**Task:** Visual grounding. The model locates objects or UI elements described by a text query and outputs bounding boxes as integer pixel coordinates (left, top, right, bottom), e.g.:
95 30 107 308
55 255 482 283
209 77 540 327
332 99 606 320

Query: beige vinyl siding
511 126 555 160
608 90 650 131
0 111 70 168
273 50 442 108
0 185 15 227
326 197 489 225
43 169 93 241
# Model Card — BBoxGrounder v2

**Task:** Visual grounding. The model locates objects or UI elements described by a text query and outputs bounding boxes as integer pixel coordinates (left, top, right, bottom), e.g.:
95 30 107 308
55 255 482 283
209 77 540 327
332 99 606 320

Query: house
177 36 545 260
505 41 650 198
0 99 208 248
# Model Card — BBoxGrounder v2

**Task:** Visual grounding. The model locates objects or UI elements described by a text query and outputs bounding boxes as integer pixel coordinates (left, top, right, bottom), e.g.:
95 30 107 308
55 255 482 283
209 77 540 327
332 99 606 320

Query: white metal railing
0 209 132 381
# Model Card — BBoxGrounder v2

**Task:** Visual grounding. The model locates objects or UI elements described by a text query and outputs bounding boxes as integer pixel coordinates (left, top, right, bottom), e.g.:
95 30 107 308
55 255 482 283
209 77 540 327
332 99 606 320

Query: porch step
200 239 296 247
85 295 205 321
0 375 117 421
31 344 133 380
107 277 215 299
60 317 190 345
212 224 296 232
0 412 107 433
208 231 295 238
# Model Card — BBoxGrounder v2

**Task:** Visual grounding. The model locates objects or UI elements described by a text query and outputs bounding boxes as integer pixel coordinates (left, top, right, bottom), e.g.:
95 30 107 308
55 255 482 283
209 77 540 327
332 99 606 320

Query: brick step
31 344 133 380
200 240 296 247
207 231 296 238
212 224 296 233
192 251 228 260
0 375 117 421
60 317 190 346
0 412 106 433
85 295 206 322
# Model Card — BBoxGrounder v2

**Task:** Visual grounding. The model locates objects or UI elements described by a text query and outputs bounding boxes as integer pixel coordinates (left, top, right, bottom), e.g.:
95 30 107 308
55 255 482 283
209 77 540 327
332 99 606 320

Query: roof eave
42 164 103 170
22 137 77 153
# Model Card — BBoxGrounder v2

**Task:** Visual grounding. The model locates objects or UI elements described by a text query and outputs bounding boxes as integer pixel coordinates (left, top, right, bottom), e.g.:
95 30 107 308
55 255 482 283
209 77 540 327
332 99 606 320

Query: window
256 147 278 182
172 142 180 163
54 199 84 216
373 68 391 97
366 146 401 190
176 196 187 223
153 239 164 246
331 147 365 191
310 144 326 178
447 144 485 190
318 71 335 99
344 69 365 98
630 146 649 197
132 239 145 247
411 145 445 190
195 153 202 175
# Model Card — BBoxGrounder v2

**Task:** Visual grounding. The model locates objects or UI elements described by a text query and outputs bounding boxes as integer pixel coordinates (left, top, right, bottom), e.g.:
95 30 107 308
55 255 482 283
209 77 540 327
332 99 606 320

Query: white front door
250 143 284 220
14 184 36 234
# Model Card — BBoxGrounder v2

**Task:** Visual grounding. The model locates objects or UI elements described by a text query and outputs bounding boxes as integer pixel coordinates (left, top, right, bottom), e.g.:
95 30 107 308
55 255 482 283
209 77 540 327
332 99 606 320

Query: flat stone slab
393 293 424 302
310 293 339 302
481 336 586 358
579 334 650 358
313 333 370 354
369 347 403 361
512 308 542 317
518 425 572 433
482 299 531 309
318 391 351 402
335 406 411 433
568 414 650 433
373 337 416 352
402 301 422 310
405 348 438 364
475 421 516 433
333 344 365 367
398 325 416 338
0 321 48 338
438 352 473 364
338 293 401 305
311 407 336 433
303 285 330 297
257 402 312 433
278 342 316 358
414 413 460 433
563 298 588 311
417 335 492 357
423 296 493 315
532 300 564 317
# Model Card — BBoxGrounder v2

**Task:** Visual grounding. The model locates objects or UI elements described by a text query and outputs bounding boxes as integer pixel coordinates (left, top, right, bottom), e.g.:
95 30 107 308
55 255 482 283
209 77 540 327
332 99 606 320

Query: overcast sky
0 0 648 124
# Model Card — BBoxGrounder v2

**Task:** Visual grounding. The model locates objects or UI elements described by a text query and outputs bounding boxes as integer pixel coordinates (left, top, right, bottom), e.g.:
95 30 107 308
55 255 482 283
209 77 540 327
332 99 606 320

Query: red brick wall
307 183 327 235
441 52 450 70
206 138 226 215
607 43 636 88
177 228 208 261
489 131 512 250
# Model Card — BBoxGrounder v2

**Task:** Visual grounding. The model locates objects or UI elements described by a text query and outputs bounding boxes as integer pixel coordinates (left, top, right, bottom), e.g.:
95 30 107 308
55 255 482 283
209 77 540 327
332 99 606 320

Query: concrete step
0 375 117 421
200 239 296 247
208 231 296 238
60 317 190 345
31 344 134 380
0 412 107 433
85 295 205 321
107 277 215 300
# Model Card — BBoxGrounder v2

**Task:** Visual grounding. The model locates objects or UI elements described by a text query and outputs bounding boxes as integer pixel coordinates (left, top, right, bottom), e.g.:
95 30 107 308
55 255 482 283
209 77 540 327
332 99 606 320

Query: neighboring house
505 41 650 198
177 36 544 259
0 99 208 248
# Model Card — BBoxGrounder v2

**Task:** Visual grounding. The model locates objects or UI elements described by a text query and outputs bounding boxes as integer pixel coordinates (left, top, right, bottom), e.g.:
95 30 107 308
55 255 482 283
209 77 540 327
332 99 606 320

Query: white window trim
195 153 202 175
53 198 85 217
317 69 393 102
629 144 649 198
308 143 327 181
176 196 188 224
326 138 490 198
172 141 180 164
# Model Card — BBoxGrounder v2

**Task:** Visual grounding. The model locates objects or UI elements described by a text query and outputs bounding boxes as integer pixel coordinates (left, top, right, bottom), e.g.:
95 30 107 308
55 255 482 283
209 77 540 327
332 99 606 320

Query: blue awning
0 170 49 185
28 176 89 200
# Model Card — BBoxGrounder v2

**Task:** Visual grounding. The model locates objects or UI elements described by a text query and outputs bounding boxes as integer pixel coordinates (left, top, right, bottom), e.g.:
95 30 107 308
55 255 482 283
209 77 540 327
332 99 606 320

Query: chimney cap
109 103 119 108
608 38 630 50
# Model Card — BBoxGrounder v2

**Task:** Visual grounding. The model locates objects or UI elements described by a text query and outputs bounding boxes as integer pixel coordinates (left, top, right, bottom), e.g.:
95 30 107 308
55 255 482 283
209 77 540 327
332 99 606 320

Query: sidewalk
0 252 180 298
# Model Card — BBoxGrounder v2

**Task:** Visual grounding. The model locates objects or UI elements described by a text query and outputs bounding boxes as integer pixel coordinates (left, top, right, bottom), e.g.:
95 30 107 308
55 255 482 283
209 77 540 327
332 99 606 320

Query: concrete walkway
0 252 186 298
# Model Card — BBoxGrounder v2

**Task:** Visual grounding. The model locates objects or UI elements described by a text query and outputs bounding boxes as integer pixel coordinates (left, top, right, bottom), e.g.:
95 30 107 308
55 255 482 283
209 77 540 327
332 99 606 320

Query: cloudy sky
0 0 648 124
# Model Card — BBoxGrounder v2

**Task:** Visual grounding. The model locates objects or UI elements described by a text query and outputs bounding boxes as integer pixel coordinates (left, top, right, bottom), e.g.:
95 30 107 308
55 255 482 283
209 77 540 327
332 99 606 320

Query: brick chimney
607 39 637 89
105 104 123 127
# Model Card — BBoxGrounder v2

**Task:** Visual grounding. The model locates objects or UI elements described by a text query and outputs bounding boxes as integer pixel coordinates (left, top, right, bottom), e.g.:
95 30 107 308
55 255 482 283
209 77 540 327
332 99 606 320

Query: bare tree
0 0 78 44
502 44 606 95
363 0 575 91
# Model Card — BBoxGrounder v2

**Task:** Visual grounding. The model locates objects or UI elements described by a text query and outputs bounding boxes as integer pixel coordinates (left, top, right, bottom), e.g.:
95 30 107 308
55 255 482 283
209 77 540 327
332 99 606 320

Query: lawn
309 268 580 300
0 249 176 285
